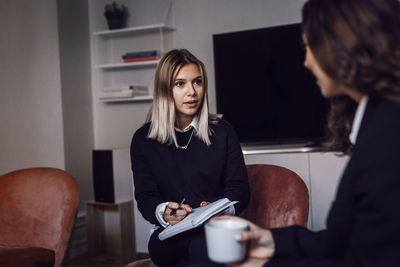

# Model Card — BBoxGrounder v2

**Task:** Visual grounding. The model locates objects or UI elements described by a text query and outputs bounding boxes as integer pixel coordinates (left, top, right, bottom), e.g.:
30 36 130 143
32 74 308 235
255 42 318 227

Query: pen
170 197 186 216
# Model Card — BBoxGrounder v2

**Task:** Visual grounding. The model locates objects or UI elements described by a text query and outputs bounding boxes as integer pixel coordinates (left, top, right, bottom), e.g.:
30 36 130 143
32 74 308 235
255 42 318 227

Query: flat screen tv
213 23 330 147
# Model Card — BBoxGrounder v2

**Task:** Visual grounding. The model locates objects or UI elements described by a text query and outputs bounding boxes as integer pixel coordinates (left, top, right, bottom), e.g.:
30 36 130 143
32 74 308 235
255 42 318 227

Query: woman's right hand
163 201 192 225
211 215 275 260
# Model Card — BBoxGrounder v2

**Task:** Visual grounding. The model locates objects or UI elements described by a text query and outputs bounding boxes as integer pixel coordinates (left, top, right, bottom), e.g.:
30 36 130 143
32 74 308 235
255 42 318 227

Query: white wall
0 0 65 173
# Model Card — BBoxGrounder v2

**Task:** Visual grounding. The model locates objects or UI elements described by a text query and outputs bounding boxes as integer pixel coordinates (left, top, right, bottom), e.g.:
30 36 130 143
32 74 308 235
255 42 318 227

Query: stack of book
121 50 157 63
98 85 149 100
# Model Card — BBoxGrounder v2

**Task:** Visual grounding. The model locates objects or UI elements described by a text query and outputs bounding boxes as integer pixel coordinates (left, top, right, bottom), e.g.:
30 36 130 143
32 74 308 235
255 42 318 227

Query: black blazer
266 98 400 267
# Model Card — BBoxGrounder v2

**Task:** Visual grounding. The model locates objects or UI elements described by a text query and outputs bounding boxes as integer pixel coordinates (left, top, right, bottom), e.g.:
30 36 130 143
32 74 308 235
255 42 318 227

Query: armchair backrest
0 167 80 267
240 164 309 228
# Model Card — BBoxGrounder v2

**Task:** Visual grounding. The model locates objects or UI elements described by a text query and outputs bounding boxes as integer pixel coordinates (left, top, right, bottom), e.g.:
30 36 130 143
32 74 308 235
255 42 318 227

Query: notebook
158 198 238 240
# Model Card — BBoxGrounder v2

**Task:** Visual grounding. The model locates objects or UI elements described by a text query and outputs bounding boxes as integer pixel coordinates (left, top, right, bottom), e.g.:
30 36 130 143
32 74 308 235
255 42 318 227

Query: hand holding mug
211 215 275 260
204 218 249 264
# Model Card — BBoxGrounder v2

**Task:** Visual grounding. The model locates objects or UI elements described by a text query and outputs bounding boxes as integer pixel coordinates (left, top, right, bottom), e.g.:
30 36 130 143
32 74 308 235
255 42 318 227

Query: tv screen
213 23 330 146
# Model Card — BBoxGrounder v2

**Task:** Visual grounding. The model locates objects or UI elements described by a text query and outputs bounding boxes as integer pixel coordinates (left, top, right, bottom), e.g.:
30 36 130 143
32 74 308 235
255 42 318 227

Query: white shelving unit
93 24 174 37
87 0 176 251
91 24 175 103
98 95 154 103
95 60 160 70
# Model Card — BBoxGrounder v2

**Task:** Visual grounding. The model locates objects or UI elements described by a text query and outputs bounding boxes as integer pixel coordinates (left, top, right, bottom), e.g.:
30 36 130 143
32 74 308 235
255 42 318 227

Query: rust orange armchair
240 164 309 228
0 167 80 267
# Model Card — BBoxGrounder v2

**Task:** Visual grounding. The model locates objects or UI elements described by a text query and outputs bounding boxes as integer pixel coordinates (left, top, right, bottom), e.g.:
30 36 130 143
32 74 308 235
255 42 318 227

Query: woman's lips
184 100 198 108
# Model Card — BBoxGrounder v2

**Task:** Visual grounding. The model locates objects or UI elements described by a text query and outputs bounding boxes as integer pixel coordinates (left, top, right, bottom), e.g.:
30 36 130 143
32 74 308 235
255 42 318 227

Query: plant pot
105 11 126 30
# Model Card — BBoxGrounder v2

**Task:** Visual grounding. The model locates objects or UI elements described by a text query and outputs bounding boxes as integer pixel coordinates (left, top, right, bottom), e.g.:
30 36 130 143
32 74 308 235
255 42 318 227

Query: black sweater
266 98 400 266
130 119 250 225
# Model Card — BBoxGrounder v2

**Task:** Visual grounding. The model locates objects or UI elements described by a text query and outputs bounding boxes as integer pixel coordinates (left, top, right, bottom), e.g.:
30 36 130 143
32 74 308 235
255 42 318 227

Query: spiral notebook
158 198 238 240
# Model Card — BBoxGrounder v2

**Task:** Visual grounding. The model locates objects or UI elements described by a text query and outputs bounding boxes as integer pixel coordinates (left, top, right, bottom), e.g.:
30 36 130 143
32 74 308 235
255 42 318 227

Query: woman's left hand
200 201 211 207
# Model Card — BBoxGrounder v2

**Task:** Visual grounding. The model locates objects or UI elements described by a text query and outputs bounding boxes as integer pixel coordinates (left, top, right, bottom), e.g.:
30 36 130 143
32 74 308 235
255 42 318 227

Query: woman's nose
187 83 197 96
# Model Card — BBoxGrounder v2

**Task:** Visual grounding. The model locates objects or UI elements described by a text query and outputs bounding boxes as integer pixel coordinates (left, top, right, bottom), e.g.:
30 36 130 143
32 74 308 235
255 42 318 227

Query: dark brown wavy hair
302 0 400 154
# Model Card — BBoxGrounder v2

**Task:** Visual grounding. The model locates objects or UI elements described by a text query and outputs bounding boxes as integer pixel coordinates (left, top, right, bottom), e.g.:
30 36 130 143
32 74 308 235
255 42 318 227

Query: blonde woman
130 49 250 266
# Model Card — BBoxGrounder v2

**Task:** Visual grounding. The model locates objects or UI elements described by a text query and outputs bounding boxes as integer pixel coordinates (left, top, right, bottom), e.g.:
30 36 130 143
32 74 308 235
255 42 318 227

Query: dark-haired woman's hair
302 0 400 154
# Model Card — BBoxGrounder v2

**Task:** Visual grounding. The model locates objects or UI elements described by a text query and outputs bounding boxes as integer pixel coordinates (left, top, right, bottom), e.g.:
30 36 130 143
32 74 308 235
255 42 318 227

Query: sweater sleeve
130 130 163 225
262 227 344 266
221 120 250 214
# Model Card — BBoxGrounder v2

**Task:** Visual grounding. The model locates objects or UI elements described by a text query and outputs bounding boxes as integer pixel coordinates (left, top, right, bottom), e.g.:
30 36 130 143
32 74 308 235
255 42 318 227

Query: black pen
170 197 186 216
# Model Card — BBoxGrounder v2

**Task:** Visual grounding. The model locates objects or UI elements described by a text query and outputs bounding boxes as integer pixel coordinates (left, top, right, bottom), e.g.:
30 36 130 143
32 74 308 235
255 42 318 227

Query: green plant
104 2 127 14
104 1 128 29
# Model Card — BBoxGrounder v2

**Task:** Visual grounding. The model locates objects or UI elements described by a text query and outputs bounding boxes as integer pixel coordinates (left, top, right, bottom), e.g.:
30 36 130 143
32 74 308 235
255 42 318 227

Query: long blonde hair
147 49 219 147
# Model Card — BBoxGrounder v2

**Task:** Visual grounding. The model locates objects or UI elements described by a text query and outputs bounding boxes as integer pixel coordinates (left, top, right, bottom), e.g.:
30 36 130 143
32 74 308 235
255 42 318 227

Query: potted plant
104 2 128 30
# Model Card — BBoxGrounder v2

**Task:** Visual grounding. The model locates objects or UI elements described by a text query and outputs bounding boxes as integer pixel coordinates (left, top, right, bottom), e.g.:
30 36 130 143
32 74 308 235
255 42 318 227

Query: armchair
240 164 309 228
0 167 80 267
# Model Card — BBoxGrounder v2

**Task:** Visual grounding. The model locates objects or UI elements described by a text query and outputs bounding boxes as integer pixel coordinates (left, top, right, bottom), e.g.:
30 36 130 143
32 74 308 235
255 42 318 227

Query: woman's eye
175 81 184 87
194 79 202 86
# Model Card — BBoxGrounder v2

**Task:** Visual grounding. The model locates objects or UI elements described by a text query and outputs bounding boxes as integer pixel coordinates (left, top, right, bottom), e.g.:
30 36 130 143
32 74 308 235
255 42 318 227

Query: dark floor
65 253 150 267
66 257 122 267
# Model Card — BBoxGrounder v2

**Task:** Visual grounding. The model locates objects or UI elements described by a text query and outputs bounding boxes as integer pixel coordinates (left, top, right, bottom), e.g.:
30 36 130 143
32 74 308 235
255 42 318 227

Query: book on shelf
121 50 158 63
158 198 238 241
98 85 149 100
122 50 157 59
122 56 157 63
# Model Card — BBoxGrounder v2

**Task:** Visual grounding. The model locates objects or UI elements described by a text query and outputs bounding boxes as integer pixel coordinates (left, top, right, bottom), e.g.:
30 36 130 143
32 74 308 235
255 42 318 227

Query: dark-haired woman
217 0 400 266
130 49 249 266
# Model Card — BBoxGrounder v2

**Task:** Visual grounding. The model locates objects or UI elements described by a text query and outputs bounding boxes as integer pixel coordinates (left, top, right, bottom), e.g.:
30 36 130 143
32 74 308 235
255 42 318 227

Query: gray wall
0 0 65 173
58 0 94 213
0 0 94 214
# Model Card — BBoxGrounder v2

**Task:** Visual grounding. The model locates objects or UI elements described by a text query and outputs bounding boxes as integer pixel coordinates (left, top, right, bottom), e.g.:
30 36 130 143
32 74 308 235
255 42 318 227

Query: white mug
204 219 248 264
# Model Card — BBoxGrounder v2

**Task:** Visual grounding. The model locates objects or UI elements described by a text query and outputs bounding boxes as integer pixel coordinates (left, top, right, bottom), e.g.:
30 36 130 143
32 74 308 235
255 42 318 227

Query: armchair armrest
0 245 55 267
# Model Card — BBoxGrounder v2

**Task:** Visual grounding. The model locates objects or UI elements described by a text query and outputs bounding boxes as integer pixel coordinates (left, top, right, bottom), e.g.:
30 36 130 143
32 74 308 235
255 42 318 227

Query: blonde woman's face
172 63 204 129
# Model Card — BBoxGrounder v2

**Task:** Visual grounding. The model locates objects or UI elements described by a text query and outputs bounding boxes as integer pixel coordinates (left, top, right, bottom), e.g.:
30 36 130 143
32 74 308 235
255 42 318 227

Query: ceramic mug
204 219 248 263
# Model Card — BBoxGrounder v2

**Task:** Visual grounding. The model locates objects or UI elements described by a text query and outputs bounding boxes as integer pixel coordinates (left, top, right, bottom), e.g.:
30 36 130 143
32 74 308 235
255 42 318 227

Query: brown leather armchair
0 167 80 267
124 164 309 267
240 164 309 227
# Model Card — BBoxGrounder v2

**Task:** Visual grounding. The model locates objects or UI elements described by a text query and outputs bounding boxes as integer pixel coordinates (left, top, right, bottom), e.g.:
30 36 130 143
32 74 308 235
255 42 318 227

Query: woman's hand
200 201 211 207
211 215 275 261
163 201 192 225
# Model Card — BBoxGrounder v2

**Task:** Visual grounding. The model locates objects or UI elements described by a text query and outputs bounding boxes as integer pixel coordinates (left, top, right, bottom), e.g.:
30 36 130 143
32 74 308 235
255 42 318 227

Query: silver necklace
177 128 195 150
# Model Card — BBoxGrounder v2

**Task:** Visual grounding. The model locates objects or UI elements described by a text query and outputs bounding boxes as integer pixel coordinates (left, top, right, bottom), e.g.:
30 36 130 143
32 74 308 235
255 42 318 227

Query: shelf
96 60 160 70
93 24 175 37
98 95 153 103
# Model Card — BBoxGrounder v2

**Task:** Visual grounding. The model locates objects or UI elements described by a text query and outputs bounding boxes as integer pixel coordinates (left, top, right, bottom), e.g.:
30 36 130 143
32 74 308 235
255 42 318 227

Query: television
213 23 330 147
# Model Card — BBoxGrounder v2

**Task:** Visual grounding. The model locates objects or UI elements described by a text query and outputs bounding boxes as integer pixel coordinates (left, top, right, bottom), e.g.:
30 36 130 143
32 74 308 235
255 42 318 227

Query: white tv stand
241 143 323 155
243 147 349 231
